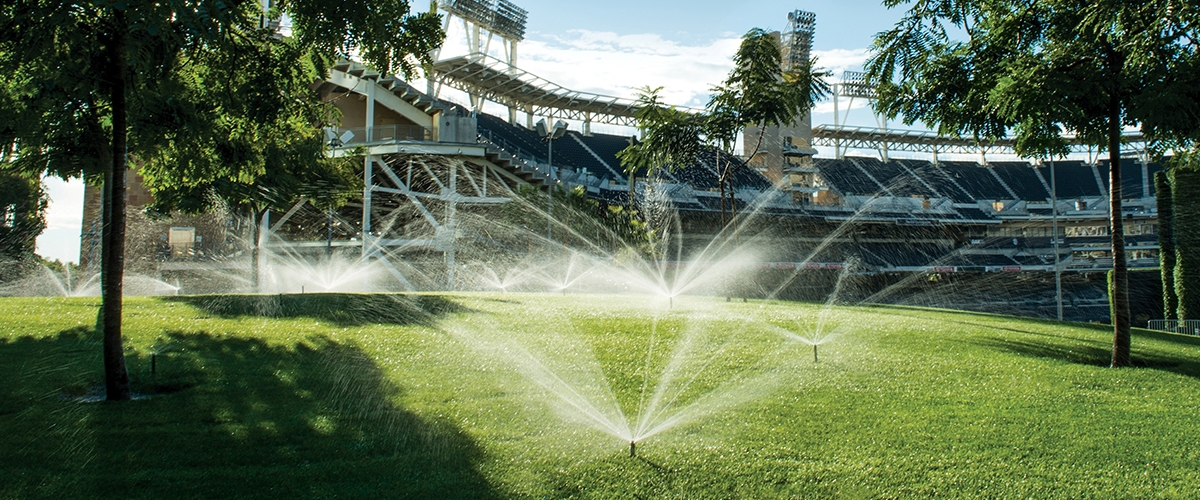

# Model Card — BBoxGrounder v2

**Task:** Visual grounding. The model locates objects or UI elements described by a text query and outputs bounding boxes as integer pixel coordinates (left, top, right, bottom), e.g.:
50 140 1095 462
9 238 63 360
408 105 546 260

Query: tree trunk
103 10 132 400
628 172 636 209
1155 171 1176 320
1107 93 1131 368
718 175 728 228
1171 169 1200 320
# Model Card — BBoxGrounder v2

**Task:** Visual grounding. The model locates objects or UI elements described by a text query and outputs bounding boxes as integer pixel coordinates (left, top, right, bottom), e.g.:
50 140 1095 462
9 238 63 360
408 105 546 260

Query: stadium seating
850 157 935 197
900 160 975 202
1093 159 1154 199
990 162 1051 200
937 162 1013 200
1036 161 1103 198
467 108 1165 281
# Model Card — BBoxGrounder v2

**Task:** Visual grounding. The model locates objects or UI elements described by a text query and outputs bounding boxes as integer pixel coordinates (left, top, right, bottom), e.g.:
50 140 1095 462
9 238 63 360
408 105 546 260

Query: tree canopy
0 171 46 262
619 28 829 226
0 0 444 399
866 0 1200 366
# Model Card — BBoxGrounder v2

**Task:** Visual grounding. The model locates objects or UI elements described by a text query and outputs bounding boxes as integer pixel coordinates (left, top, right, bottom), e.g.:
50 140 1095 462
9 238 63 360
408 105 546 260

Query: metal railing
476 132 550 181
330 125 431 147
1146 319 1200 336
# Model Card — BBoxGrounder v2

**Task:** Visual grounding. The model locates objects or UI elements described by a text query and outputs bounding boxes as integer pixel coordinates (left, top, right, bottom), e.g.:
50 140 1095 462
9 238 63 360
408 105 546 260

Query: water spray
629 440 636 458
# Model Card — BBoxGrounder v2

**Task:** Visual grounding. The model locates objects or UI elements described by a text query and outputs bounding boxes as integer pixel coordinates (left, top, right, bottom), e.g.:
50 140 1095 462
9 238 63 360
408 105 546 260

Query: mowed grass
2 292 1199 498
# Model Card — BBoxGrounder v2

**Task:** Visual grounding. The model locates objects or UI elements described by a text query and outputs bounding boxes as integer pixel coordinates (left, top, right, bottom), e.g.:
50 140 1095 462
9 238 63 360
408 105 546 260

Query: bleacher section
990 162 1050 200
1093 159 1157 200
851 157 935 198
477 113 552 164
572 133 634 180
812 157 885 196
1036 161 1102 198
468 111 1162 277
903 161 975 203
937 162 1012 200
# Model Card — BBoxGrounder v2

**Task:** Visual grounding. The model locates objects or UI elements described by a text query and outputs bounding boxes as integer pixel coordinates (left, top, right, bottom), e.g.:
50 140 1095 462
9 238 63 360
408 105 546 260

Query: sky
36 0 907 264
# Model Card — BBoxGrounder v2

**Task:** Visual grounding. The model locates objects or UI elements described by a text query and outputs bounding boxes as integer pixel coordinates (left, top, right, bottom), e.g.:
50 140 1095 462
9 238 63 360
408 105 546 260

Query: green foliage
615 87 705 177
867 0 1200 365
604 204 659 260
868 0 1200 157
502 184 659 259
0 0 446 398
619 29 829 226
4 294 1200 497
1156 171 1177 320
0 170 46 261
1171 168 1200 320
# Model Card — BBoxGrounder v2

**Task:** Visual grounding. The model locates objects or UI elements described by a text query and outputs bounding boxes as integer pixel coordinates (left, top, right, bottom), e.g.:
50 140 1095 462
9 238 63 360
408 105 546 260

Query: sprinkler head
630 440 636 458
813 344 818 363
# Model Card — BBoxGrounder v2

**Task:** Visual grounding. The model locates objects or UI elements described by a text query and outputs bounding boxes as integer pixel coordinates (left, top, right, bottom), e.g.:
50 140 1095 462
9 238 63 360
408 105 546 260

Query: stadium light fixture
536 119 569 240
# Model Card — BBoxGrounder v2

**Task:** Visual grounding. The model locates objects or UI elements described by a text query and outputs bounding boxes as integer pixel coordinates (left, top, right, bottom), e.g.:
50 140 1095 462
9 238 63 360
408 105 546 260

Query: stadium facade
80 2 1166 324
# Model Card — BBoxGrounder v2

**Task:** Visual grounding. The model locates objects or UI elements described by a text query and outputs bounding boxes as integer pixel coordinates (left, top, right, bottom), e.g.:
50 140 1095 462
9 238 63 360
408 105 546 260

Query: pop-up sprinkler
629 440 636 458
813 344 818 363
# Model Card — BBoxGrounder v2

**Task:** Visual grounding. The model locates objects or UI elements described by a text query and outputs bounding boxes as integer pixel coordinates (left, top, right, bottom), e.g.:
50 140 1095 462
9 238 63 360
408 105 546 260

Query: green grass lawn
2 293 1199 498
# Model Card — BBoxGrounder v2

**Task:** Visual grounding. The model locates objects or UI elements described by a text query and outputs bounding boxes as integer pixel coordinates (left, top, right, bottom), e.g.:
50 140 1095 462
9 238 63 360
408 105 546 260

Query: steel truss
812 124 1149 159
431 54 659 129
361 152 524 289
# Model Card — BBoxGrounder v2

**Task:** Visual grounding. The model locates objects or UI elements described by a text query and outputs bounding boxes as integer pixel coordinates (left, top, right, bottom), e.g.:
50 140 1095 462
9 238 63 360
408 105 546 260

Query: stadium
82 1 1167 325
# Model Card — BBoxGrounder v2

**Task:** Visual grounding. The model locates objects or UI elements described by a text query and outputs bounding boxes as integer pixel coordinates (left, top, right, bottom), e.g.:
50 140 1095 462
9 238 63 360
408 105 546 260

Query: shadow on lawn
165 293 470 327
971 334 1200 379
0 327 502 499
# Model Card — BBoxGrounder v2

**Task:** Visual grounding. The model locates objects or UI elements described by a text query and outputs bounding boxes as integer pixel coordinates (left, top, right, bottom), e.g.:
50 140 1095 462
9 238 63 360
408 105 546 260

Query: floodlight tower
830 71 889 161
746 9 818 187
434 0 528 121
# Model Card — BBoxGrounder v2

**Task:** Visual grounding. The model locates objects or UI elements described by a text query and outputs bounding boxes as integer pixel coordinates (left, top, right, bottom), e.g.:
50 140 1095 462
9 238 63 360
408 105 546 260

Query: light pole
1051 159 1063 321
537 119 568 241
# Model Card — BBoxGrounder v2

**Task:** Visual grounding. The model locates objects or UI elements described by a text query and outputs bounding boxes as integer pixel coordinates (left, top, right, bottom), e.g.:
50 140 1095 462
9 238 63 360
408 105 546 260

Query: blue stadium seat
1037 161 1102 198
990 162 1051 200
938 162 1011 200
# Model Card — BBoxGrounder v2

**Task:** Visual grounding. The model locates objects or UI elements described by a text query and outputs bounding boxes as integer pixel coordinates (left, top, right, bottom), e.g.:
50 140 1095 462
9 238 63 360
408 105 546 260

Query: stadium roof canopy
430 53 703 127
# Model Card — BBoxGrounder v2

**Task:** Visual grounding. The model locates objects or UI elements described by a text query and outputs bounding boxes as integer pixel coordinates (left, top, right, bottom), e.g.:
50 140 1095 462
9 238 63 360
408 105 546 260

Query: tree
0 171 47 263
706 30 829 226
0 0 442 400
619 29 829 227
617 86 705 208
136 36 363 289
1156 171 1177 321
866 0 1200 367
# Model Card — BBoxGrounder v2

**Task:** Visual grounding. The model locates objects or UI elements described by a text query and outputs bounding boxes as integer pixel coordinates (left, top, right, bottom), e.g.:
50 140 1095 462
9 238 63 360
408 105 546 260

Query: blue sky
494 1 903 51
38 1 907 264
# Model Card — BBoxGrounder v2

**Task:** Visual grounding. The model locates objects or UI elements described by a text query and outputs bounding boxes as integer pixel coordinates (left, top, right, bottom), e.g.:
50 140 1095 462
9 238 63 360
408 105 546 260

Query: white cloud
438 25 740 108
437 23 876 117
811 47 872 77
37 176 84 264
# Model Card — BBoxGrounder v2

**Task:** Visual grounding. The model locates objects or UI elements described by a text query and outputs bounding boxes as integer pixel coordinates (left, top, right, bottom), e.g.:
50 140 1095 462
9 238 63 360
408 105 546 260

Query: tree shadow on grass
164 293 471 327
0 327 502 499
970 334 1200 379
